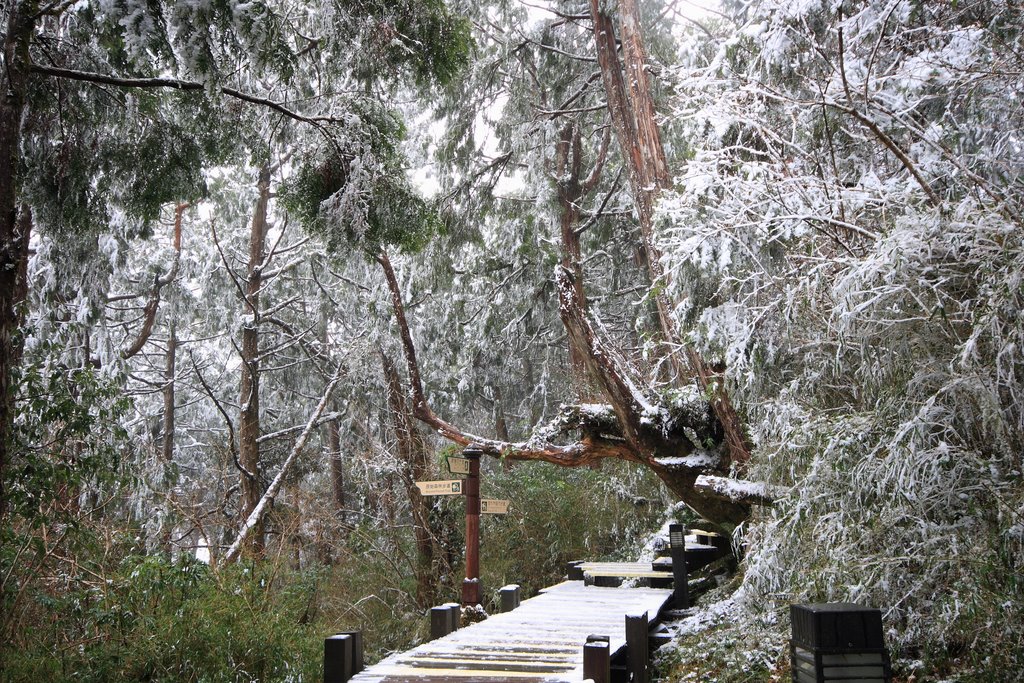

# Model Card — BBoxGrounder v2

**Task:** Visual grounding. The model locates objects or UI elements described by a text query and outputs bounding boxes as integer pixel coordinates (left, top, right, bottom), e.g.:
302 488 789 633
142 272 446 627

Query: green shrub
3 556 324 683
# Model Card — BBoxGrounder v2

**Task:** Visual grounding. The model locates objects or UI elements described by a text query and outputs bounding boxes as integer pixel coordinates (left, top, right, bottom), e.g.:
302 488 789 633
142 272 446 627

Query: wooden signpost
480 499 509 515
461 447 482 606
415 480 463 496
416 446 511 607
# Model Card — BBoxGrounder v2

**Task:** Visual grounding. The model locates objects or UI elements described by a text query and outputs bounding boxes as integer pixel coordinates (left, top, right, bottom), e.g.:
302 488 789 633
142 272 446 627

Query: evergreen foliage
651 0 1024 676
2 0 1023 679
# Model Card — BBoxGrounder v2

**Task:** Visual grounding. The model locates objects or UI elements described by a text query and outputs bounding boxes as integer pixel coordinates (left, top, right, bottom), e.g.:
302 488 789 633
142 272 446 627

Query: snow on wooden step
576 561 672 579
349 582 672 682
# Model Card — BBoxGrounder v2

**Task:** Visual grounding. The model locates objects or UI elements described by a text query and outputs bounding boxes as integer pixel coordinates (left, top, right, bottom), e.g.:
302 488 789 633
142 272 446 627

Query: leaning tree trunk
589 0 752 467
238 164 271 555
379 248 752 528
555 266 749 525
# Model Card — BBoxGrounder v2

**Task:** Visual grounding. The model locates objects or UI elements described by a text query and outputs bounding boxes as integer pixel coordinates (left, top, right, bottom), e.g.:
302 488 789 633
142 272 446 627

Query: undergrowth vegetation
1 456 664 682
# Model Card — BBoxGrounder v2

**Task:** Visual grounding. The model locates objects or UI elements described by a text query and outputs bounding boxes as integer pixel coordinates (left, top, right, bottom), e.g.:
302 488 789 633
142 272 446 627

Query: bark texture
0 1 36 516
326 407 346 515
589 1 752 467
162 322 176 463
238 165 271 555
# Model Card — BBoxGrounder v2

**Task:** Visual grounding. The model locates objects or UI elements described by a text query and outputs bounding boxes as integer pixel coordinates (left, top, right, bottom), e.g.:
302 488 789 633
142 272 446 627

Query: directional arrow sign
447 457 471 475
480 499 509 515
416 480 463 496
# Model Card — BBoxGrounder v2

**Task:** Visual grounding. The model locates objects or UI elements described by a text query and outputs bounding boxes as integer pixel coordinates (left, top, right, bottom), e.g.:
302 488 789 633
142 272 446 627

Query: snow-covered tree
652 0 1023 672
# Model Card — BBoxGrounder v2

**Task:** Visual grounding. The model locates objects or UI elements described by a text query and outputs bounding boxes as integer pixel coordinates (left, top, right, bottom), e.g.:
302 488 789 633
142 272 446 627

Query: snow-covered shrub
657 0 1024 675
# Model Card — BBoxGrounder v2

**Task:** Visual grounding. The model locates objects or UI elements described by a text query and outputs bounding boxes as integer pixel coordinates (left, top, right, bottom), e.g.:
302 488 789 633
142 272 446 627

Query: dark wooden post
669 524 689 609
626 612 649 683
790 603 891 683
430 606 451 640
583 635 610 683
499 584 521 613
335 631 363 676
444 602 461 631
461 445 482 606
566 561 585 581
324 633 352 683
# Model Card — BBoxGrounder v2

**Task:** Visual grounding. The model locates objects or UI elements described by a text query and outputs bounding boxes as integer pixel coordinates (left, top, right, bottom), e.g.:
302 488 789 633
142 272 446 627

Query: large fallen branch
376 250 636 467
221 371 341 564
378 249 752 526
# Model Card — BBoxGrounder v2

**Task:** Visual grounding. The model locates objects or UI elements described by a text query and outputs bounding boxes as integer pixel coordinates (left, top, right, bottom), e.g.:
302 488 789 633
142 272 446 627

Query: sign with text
480 499 510 515
447 457 472 475
416 480 463 496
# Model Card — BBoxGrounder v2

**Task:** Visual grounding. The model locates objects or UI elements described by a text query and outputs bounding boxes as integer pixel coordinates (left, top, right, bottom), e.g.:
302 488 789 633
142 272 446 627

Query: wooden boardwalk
348 581 673 682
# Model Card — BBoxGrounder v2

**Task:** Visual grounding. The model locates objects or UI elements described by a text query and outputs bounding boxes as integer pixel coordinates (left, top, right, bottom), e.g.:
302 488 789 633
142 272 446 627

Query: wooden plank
584 569 673 579
354 664 550 679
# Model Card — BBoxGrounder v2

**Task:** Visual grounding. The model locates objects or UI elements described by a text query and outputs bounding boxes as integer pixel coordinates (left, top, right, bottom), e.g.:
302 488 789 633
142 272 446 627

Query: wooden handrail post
430 606 451 640
461 445 482 606
626 612 649 683
339 631 363 676
324 632 359 683
669 523 689 609
444 602 461 631
583 635 610 683
499 584 521 613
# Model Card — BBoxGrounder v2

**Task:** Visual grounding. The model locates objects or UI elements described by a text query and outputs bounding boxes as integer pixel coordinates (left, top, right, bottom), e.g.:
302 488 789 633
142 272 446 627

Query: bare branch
189 351 252 482
30 64 335 127
222 370 342 564
120 203 188 360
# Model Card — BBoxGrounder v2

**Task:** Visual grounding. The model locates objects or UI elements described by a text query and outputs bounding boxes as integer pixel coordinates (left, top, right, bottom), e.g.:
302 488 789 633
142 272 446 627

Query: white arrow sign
481 499 510 514
415 480 463 496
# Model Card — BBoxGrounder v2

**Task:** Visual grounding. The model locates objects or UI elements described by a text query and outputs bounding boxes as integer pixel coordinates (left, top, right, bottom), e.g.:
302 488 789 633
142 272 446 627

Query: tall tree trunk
238 164 271 555
554 120 610 399
158 321 177 555
326 408 345 516
163 326 177 463
589 1 751 466
319 322 346 519
0 1 36 516
161 206 184 464
381 351 438 608
556 123 589 387
493 386 512 471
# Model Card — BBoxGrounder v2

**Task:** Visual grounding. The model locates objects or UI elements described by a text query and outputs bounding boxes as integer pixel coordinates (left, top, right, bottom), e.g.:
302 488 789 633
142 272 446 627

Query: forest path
348 580 673 682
